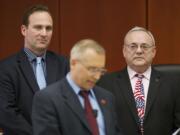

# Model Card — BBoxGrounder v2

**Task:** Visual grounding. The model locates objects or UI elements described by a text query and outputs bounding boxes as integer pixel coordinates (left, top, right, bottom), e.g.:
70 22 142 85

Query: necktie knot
135 74 144 79
79 90 90 98
36 57 42 64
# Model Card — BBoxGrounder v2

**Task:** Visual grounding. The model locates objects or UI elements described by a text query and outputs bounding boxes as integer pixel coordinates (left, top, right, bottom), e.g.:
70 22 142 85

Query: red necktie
134 74 145 134
80 91 99 135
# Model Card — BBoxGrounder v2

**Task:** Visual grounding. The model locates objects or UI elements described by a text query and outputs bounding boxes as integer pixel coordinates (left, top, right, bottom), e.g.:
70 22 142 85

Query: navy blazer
98 67 180 135
32 78 122 135
0 50 69 135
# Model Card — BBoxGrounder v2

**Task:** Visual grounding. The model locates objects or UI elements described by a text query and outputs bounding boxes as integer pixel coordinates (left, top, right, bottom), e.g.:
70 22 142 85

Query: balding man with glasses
98 26 180 135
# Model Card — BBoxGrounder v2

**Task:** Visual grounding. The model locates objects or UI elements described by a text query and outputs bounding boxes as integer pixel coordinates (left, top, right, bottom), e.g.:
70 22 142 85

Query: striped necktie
134 74 145 134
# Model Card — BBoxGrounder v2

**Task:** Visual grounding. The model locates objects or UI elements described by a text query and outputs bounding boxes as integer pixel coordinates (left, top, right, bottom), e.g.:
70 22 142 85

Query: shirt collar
66 73 95 98
24 48 46 62
127 66 151 80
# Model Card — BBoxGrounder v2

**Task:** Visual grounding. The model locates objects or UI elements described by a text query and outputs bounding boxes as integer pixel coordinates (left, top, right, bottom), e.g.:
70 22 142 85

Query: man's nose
40 28 47 36
136 46 143 52
93 72 102 81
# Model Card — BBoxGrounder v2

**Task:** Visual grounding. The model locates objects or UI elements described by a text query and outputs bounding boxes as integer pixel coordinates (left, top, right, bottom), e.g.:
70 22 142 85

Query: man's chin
85 85 95 90
133 61 146 66
37 46 48 51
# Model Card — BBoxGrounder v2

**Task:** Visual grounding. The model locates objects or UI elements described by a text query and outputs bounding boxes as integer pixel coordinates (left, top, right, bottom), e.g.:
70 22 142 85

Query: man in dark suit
0 5 69 135
98 26 180 135
32 39 122 135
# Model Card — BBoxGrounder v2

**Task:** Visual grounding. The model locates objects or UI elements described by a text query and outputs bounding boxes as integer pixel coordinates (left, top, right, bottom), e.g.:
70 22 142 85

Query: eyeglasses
125 43 155 51
80 62 107 75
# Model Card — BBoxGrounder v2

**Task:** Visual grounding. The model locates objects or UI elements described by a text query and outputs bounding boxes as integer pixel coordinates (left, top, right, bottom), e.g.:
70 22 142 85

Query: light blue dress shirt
66 73 105 135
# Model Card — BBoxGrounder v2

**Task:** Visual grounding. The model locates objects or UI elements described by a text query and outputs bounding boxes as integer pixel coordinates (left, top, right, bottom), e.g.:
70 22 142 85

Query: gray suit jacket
98 67 180 135
32 78 122 135
0 50 69 135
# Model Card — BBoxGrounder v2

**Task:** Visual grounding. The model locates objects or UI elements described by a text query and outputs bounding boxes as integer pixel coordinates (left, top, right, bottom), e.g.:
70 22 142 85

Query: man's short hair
22 4 52 26
70 39 105 60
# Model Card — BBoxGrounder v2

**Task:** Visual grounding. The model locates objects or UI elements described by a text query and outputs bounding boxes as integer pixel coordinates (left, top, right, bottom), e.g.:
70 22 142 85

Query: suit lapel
46 52 59 84
61 79 91 132
17 50 39 93
94 88 110 134
144 69 161 121
116 69 140 124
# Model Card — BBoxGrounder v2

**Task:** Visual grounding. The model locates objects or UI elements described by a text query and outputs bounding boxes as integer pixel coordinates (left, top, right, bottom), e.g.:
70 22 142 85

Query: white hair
124 26 155 46
70 39 105 60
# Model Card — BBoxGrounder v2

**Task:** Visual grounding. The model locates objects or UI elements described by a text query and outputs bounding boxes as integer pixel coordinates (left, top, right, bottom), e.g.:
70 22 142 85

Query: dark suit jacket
0 50 69 135
32 78 122 135
98 67 180 135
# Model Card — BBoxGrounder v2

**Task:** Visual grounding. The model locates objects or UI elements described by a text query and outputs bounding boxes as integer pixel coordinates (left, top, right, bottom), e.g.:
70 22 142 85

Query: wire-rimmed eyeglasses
124 43 155 51
79 62 107 75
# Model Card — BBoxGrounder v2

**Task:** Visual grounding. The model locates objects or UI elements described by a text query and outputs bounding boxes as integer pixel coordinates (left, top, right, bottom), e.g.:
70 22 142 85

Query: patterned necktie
134 74 145 134
80 91 99 135
36 57 46 90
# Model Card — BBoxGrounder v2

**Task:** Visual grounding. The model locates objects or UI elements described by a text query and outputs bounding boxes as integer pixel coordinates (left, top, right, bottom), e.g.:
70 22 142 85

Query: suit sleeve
0 68 32 135
32 91 62 135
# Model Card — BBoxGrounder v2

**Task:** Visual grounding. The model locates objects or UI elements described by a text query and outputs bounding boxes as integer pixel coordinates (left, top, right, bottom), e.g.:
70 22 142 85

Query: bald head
124 26 155 46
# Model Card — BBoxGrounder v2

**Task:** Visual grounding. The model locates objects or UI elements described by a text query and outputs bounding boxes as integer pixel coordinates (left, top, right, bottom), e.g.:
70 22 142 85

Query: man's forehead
125 31 153 44
28 12 52 22
125 30 154 45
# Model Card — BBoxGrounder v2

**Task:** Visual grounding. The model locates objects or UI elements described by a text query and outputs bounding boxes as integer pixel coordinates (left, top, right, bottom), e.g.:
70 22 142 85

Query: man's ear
122 45 126 58
21 25 27 36
70 59 78 69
